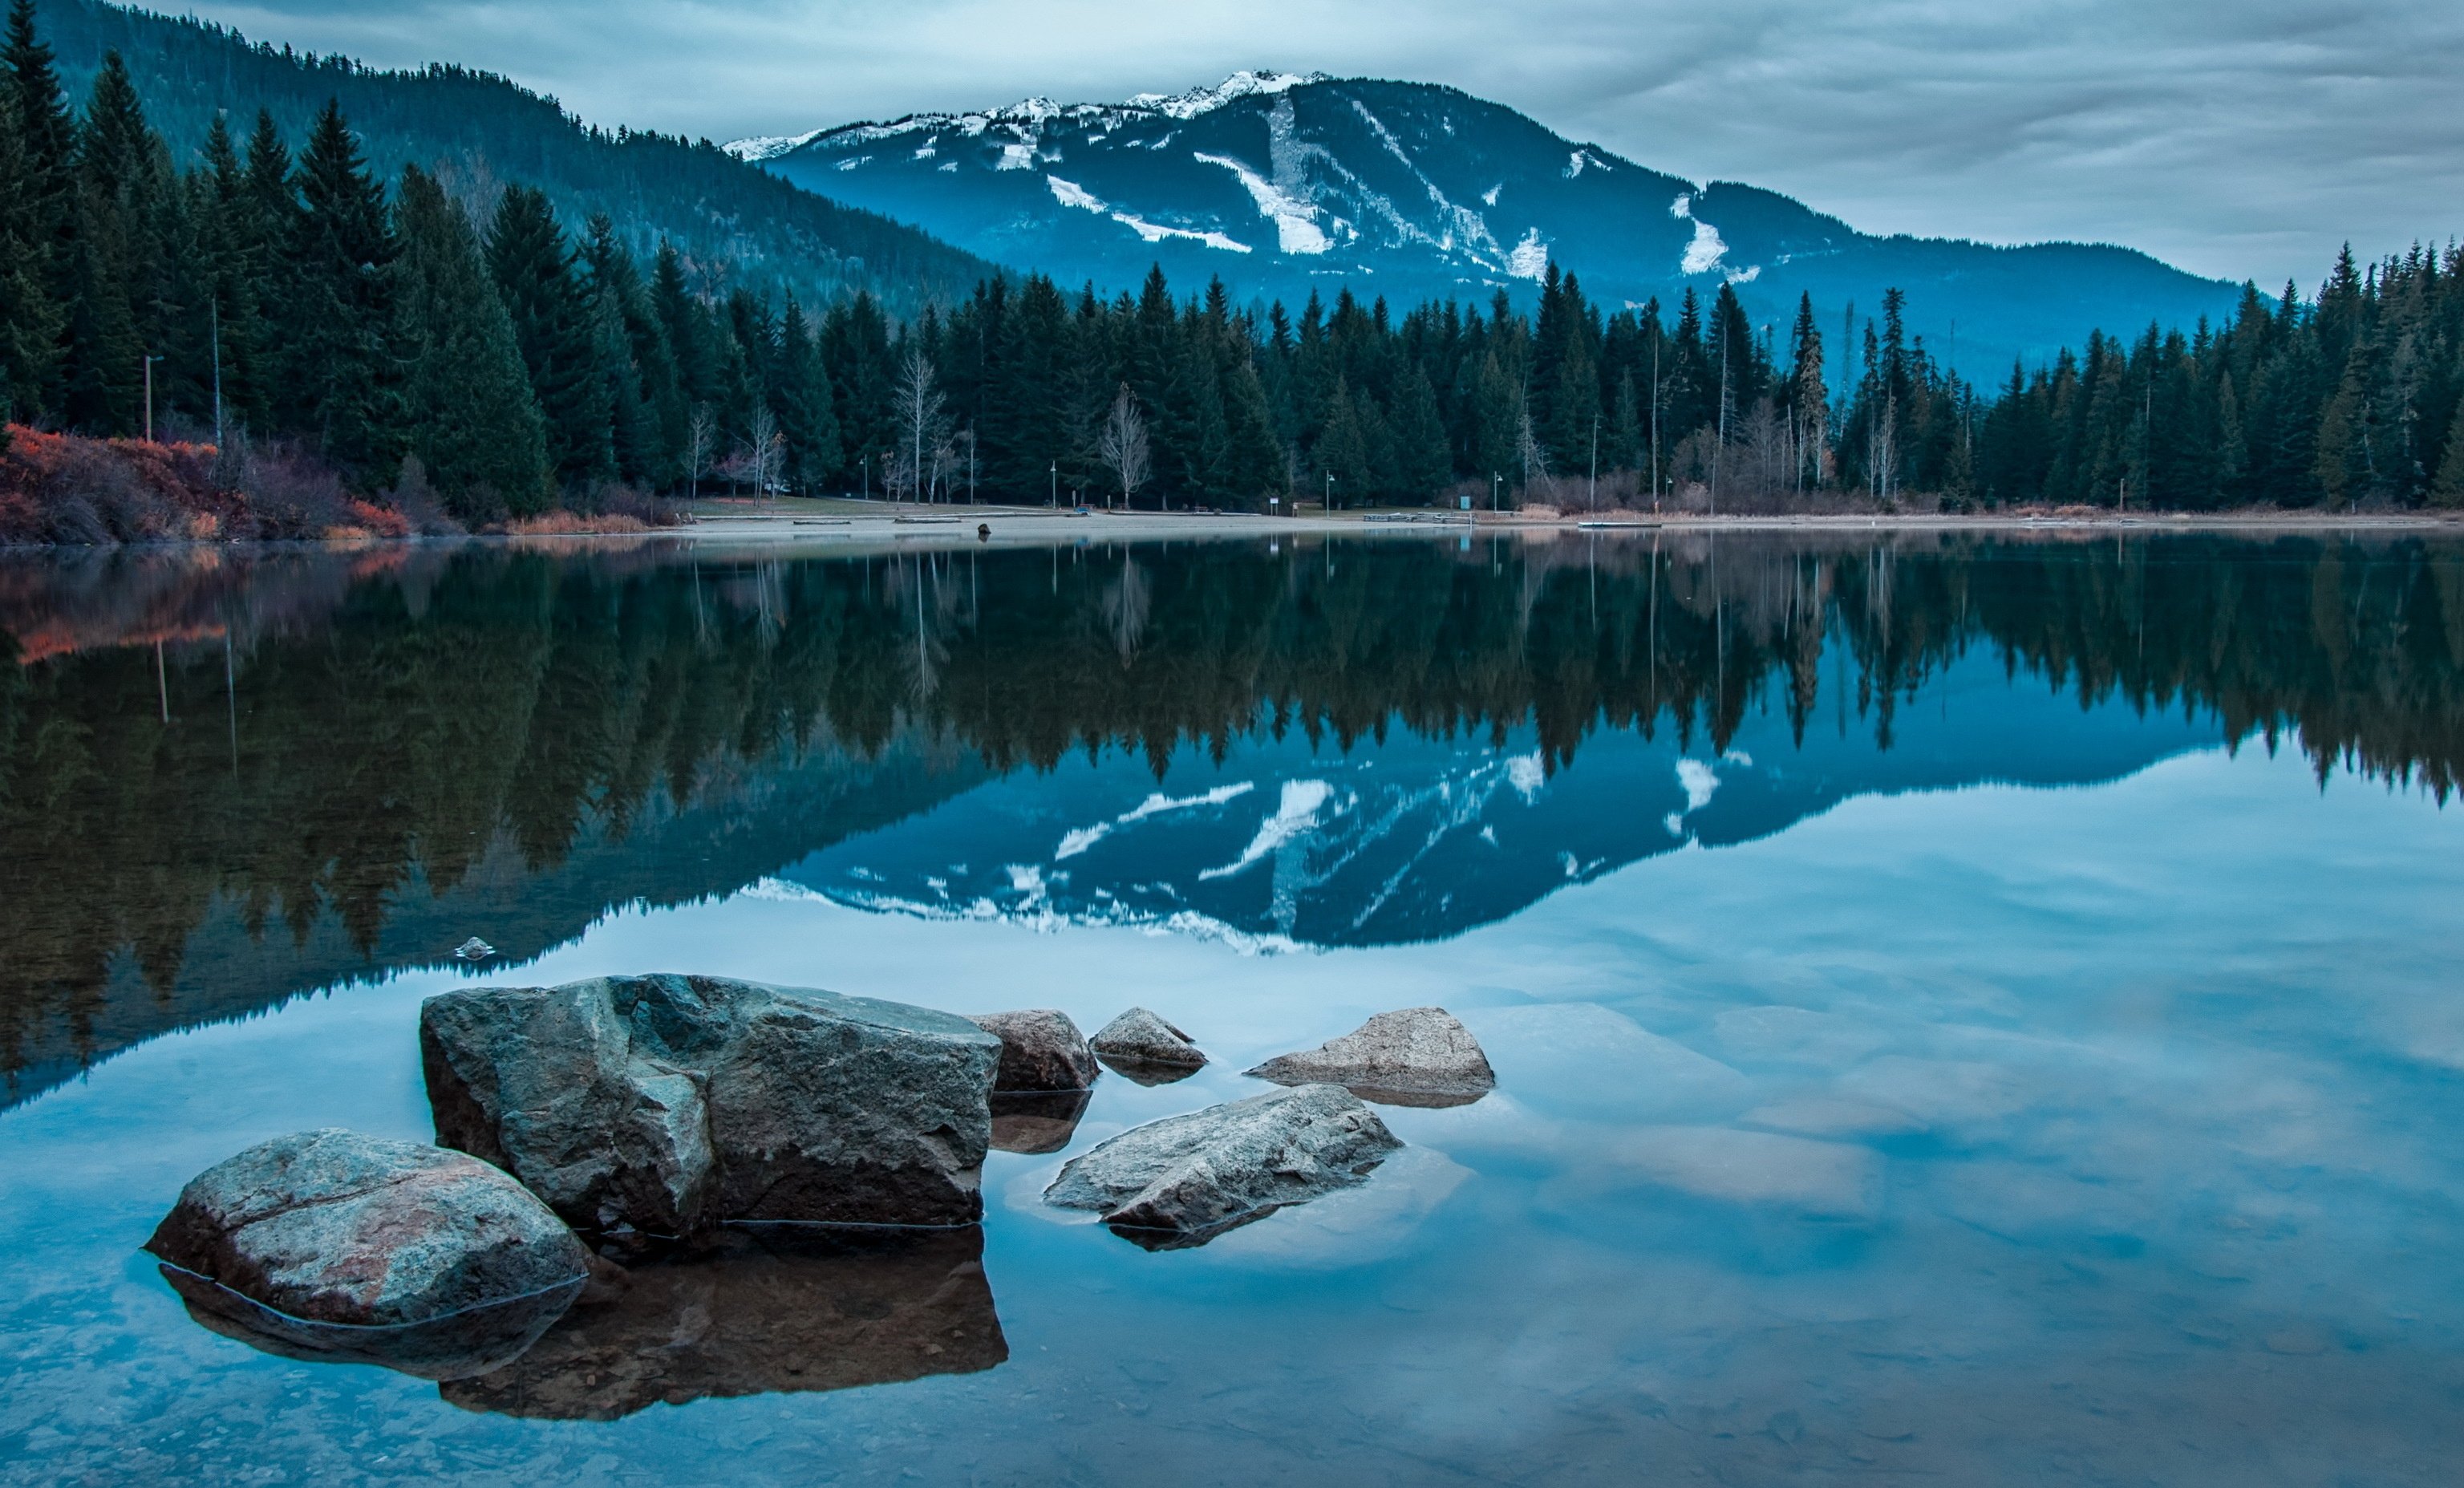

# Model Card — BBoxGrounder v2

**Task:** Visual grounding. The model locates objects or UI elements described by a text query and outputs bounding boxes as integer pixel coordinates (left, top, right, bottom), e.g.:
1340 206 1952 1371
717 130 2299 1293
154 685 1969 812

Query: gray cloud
182 0 2464 286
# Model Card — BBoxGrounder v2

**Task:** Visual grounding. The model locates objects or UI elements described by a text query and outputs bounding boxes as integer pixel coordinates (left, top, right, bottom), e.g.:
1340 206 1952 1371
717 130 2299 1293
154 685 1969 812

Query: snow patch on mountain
724 129 823 163
1671 193 1761 282
1507 229 1550 281
1050 175 1252 253
1195 152 1329 254
1130 70 1327 120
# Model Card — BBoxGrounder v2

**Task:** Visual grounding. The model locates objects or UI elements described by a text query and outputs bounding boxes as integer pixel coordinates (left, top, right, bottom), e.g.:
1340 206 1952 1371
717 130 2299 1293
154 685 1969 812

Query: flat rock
966 1009 1099 1092
1044 1084 1401 1247
422 975 1003 1233
1088 1007 1208 1085
146 1129 589 1380
1245 1007 1495 1107
441 1226 1006 1419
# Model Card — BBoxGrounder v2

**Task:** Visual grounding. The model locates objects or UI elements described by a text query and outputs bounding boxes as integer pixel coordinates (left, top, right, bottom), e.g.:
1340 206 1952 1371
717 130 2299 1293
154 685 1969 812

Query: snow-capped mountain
735 74 2238 373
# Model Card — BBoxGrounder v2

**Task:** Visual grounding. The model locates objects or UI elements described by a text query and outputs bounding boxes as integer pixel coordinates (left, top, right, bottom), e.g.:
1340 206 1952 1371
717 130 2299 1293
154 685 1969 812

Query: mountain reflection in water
4 532 2460 1105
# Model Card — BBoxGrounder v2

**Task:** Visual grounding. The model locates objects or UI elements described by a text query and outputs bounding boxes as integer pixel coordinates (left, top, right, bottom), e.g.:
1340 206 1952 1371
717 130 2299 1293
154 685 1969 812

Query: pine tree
60 52 158 434
1390 363 1450 501
393 164 549 517
583 213 683 488
773 295 841 491
281 99 399 473
5 0 74 415
2431 398 2464 509
0 52 59 423
488 184 611 489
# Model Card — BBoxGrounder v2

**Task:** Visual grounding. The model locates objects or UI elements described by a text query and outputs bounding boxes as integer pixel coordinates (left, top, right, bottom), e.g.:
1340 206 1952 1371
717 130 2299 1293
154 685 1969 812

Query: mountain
737 72 2241 374
40 0 995 315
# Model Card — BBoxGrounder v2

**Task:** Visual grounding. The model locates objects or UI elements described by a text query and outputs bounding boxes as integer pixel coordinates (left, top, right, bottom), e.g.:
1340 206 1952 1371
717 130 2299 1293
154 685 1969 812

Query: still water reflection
2 532 2461 1483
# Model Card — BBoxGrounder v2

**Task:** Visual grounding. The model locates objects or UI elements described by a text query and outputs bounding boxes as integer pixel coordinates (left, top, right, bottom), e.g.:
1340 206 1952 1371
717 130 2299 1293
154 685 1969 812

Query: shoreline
670 501 2463 546
6 502 2458 556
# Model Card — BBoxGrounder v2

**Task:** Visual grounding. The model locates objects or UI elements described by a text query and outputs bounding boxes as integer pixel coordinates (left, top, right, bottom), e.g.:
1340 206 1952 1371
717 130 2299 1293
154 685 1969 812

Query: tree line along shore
2 1 2462 545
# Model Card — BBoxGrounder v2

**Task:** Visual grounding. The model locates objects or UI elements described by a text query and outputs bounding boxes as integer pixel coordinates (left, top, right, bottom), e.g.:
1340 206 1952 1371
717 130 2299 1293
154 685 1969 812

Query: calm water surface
3 532 2462 1484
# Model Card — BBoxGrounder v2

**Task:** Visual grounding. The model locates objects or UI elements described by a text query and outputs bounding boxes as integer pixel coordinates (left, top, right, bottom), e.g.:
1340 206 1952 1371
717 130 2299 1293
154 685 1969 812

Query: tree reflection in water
4 531 2460 1104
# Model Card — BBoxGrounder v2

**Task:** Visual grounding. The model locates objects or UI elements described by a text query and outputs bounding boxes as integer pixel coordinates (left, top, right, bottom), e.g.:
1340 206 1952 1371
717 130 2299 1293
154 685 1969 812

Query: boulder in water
1245 1008 1496 1107
423 975 1003 1232
145 1129 589 1380
1088 1007 1207 1085
966 1009 1099 1092
1044 1084 1400 1247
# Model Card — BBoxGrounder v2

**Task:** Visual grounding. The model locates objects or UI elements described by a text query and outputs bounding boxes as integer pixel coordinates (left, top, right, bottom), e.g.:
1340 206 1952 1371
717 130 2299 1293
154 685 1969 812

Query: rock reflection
158 1264 583 1383
989 1089 1093 1154
440 1225 1006 1420
1092 1053 1203 1088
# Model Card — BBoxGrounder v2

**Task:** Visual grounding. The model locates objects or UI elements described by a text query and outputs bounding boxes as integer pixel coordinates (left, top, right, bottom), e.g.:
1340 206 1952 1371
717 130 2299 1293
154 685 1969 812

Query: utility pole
143 355 162 443
1712 332 1729 519
1650 340 1661 514
209 302 225 448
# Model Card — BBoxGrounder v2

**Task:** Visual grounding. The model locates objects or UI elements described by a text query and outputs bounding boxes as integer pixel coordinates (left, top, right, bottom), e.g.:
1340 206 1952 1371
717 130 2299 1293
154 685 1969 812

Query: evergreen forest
2 0 2462 521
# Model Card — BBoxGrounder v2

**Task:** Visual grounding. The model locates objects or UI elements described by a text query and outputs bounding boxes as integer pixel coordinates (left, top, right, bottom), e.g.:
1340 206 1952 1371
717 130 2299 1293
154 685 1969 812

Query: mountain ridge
43 0 997 315
737 72 2242 373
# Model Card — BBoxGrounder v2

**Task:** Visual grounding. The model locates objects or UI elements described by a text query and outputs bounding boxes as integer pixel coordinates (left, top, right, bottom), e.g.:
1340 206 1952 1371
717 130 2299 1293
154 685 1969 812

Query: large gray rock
1245 1007 1497 1108
965 1009 1099 1091
420 979 713 1235
1044 1084 1402 1247
423 975 1003 1233
1088 1007 1208 1085
145 1129 589 1380
442 1226 1006 1420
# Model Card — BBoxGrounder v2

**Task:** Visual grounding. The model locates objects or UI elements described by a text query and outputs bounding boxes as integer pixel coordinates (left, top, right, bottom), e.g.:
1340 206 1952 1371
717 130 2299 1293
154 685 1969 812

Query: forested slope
36 0 991 315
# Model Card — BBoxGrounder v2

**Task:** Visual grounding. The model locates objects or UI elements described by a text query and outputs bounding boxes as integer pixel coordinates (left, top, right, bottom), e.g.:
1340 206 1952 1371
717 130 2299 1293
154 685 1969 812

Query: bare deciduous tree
745 403 780 501
687 403 715 502
1097 386 1150 509
892 351 947 505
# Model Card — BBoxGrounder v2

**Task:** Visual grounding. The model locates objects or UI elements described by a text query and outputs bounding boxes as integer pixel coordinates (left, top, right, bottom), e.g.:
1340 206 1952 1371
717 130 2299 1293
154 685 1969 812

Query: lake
2 529 2461 1485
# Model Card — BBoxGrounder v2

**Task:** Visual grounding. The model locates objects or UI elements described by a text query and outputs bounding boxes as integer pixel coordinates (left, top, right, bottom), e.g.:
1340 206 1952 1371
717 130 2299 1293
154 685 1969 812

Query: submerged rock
441 1226 1006 1419
422 975 1003 1233
1044 1084 1401 1247
988 1089 1094 1154
1088 1007 1208 1085
1245 1007 1496 1107
145 1129 589 1381
966 1009 1100 1092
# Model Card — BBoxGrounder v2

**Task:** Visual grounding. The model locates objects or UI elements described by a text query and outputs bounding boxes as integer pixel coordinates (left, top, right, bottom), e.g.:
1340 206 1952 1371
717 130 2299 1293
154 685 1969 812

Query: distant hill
740 72 2244 373
38 0 996 316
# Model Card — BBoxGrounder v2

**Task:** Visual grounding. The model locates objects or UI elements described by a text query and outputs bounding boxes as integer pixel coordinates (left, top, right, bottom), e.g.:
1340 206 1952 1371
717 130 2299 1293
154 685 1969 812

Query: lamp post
1325 472 1335 512
1050 461 1057 508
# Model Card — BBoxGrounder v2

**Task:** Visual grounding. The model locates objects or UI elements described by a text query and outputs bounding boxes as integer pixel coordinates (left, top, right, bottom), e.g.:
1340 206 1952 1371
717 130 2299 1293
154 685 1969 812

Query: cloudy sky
183 0 2461 287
